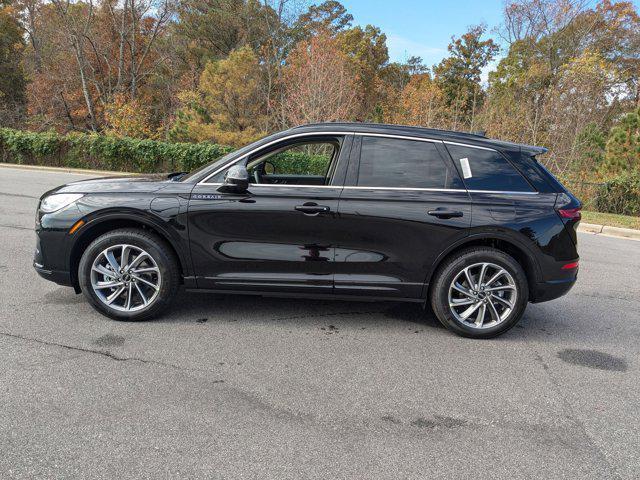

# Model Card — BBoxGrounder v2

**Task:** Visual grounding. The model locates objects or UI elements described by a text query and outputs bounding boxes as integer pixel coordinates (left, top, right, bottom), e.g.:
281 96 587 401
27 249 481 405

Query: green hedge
594 172 640 216
0 128 335 177
269 151 329 176
0 128 234 173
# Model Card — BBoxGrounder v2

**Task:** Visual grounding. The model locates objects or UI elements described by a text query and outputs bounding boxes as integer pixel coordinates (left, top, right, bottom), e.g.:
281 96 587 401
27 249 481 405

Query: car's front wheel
78 228 180 321
430 247 529 338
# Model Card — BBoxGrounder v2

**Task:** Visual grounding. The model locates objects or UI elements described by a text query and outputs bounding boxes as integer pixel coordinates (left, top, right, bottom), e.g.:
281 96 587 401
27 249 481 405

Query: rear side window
357 136 452 189
446 144 534 192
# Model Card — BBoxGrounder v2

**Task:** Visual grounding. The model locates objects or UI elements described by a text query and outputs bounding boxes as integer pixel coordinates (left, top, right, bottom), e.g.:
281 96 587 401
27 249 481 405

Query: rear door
334 134 471 299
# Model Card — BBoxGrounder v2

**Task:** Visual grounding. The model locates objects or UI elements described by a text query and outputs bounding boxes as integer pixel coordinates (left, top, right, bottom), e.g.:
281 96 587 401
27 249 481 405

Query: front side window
207 138 340 186
446 144 534 192
356 136 452 189
247 140 338 186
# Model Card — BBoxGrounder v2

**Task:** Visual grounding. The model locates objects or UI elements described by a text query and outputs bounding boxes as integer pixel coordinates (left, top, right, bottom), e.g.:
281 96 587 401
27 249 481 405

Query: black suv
34 123 581 338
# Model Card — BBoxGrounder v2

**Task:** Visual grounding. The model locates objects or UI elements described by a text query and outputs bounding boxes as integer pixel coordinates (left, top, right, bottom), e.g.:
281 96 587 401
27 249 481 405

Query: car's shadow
46 286 569 340
154 289 446 331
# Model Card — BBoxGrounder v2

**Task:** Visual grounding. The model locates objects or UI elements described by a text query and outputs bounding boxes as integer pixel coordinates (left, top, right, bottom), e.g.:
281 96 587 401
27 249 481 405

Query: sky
337 0 640 70
338 0 506 67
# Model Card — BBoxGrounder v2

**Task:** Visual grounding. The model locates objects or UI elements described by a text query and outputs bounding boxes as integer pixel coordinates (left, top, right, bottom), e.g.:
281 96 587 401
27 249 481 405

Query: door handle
295 203 331 215
428 209 464 219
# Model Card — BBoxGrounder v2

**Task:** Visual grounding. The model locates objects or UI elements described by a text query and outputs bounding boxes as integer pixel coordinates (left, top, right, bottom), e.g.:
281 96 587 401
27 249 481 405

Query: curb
0 162 135 177
578 222 640 241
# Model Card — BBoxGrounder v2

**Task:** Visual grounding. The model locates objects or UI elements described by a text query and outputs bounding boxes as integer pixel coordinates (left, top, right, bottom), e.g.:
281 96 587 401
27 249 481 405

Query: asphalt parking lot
1 165 639 479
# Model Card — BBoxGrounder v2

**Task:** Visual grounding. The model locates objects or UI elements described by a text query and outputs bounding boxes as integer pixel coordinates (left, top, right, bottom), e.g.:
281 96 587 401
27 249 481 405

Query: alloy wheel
447 262 517 329
90 244 161 312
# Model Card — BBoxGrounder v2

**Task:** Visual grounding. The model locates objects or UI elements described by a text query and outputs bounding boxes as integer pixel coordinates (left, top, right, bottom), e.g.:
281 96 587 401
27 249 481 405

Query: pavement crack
0 330 189 372
0 223 32 231
0 191 40 199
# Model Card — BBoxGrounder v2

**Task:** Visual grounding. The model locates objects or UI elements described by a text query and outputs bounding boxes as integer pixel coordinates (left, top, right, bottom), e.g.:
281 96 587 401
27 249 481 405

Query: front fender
68 200 192 284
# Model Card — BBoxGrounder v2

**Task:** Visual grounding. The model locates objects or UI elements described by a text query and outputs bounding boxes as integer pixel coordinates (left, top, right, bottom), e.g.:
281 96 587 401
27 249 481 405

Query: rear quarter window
446 144 535 192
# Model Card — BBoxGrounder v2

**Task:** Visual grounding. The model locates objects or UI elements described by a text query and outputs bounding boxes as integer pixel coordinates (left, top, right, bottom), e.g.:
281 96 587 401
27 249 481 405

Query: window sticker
459 157 472 179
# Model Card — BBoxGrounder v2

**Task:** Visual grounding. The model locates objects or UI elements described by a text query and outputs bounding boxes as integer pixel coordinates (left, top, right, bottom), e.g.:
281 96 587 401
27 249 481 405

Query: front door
188 134 352 293
334 134 472 299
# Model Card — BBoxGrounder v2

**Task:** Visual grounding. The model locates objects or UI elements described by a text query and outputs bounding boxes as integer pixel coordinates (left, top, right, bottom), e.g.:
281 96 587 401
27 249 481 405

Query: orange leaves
283 33 359 125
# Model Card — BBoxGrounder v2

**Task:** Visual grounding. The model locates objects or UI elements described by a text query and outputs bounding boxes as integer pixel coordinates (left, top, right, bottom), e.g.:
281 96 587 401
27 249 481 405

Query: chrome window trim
443 140 497 152
193 183 536 195
467 189 539 195
199 131 355 184
250 184 342 189
198 131 445 185
357 132 441 144
342 186 464 193
195 182 342 189
197 130 539 195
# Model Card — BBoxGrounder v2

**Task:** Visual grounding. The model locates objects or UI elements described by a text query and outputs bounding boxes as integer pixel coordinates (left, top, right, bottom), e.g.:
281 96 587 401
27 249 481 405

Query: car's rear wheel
430 247 529 338
78 228 179 321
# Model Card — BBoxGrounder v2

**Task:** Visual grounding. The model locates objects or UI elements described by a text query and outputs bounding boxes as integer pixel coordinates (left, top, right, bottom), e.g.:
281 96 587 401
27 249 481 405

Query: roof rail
290 121 489 139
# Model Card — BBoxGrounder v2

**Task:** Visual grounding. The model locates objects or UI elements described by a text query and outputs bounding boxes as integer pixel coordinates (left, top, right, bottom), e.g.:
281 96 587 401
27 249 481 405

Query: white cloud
385 33 447 65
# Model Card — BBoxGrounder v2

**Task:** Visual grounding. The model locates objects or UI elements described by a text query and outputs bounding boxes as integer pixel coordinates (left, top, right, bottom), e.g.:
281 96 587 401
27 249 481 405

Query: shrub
594 172 640 216
0 128 233 173
270 151 329 175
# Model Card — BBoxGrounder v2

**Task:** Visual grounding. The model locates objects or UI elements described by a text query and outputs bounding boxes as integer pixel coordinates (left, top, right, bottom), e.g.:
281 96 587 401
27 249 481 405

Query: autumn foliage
283 33 358 125
0 0 638 196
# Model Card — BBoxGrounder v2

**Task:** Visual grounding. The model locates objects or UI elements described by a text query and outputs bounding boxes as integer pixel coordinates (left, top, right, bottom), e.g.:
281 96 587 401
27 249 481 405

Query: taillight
557 207 581 220
561 261 579 270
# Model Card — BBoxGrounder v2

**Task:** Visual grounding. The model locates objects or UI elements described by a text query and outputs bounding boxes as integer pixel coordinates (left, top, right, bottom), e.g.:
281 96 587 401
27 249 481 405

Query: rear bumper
531 277 576 303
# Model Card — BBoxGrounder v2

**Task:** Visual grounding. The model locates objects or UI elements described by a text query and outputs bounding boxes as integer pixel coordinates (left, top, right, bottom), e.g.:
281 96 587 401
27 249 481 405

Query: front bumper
34 208 79 289
34 263 74 287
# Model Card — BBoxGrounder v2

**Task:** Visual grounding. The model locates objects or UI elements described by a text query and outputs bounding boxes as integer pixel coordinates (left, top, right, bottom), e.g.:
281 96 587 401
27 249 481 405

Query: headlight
40 193 84 213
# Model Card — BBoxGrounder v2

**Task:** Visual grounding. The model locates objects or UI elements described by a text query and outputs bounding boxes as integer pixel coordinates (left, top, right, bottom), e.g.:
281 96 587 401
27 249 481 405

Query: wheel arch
426 232 542 300
68 212 189 290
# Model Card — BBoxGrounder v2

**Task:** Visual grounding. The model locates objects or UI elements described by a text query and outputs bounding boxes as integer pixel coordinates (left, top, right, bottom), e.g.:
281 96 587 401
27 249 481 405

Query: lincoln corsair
34 123 581 338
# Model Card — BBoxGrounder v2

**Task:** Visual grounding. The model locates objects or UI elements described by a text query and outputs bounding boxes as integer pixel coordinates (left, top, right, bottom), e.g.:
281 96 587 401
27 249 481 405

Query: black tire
429 247 529 339
78 228 180 321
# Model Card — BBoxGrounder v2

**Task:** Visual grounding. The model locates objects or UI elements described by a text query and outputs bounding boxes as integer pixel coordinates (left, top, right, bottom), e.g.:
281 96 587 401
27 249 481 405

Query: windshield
179 134 274 182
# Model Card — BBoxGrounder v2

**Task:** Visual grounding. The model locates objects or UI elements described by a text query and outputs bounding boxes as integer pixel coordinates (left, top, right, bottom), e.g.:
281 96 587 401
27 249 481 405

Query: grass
581 211 640 230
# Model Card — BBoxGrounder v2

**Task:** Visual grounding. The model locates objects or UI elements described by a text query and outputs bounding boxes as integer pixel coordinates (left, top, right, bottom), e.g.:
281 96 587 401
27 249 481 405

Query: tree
573 123 606 175
434 24 499 130
545 51 617 172
604 108 640 173
282 33 358 125
336 24 389 120
174 0 271 81
483 0 639 174
169 45 267 146
0 0 27 126
391 73 447 128
20 0 174 132
256 0 305 130
292 0 352 38
104 94 156 138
